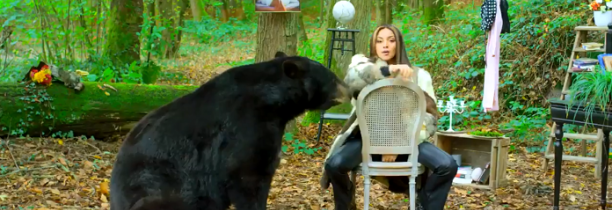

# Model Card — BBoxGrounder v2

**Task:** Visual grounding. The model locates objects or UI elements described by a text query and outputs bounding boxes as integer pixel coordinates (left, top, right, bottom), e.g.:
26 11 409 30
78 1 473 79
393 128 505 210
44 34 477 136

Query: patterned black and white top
480 0 497 31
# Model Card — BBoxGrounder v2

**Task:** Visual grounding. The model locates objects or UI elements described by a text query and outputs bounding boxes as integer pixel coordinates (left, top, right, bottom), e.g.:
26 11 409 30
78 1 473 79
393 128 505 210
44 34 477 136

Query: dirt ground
0 123 608 210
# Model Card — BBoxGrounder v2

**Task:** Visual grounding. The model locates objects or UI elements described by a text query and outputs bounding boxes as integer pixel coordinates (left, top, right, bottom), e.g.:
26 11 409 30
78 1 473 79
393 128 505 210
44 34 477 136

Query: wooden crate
433 132 510 190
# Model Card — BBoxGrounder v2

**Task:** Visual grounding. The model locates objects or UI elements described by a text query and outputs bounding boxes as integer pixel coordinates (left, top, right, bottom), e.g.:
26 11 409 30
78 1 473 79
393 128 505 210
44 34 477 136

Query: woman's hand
382 154 397 162
388 64 414 80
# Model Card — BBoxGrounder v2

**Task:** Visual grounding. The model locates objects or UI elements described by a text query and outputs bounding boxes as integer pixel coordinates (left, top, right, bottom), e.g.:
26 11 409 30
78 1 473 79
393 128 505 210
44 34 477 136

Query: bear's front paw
320 170 331 191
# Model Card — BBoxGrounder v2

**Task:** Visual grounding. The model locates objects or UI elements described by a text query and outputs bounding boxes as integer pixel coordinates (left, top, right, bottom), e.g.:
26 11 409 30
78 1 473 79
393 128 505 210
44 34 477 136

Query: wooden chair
352 78 427 210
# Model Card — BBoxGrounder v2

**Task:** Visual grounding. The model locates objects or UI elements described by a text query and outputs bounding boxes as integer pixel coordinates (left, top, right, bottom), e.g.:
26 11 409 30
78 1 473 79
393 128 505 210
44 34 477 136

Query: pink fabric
483 0 502 112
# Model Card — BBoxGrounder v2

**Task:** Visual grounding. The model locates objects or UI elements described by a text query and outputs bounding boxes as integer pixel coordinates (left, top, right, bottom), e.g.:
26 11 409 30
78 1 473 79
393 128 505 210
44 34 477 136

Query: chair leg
316 110 325 142
364 176 371 210
409 176 417 210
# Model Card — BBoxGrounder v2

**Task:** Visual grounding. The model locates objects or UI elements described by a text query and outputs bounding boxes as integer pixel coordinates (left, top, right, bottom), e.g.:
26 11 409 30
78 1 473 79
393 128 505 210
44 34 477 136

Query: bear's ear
275 51 288 58
282 59 306 79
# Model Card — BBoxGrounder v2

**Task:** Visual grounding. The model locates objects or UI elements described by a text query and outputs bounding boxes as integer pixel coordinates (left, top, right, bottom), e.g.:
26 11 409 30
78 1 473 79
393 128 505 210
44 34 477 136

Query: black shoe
415 196 425 210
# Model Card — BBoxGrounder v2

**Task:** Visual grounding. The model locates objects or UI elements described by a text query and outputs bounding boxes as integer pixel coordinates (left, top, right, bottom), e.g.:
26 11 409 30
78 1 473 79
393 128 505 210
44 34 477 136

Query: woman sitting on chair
320 24 458 210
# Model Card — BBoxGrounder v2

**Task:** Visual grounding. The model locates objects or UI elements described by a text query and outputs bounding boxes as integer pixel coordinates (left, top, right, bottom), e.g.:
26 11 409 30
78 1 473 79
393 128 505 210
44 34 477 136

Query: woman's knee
435 155 458 178
325 155 351 174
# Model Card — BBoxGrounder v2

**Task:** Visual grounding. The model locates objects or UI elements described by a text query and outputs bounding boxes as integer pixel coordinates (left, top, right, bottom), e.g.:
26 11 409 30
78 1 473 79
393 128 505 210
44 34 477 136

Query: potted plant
590 0 612 26
550 66 612 126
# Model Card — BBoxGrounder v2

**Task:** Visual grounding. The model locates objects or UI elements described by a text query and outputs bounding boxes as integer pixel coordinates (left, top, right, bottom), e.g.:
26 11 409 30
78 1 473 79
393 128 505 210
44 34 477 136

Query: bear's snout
333 80 351 104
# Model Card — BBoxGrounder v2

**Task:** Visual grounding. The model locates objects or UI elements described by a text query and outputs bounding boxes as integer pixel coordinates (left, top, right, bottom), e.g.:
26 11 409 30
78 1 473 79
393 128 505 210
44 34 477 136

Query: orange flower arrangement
590 0 611 11
29 64 53 86
591 1 602 10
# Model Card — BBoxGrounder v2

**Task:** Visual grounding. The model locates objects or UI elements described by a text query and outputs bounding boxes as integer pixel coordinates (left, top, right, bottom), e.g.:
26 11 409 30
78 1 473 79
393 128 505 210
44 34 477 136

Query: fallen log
0 81 198 140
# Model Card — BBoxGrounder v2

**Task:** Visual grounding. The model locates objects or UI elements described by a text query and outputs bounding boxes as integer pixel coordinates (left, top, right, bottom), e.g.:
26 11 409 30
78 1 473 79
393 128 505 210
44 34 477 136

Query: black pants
324 130 458 210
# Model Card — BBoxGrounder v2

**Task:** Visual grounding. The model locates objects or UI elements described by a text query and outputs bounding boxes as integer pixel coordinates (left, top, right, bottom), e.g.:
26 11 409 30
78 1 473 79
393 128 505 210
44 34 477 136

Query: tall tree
159 0 190 58
220 0 230 21
204 2 217 19
190 0 202 21
298 13 308 43
376 0 392 26
423 0 444 25
319 0 327 27
228 0 246 20
104 0 144 66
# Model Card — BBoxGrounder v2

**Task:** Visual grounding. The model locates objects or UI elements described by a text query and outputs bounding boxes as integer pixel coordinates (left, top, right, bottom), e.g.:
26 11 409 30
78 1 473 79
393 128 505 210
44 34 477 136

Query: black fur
110 51 348 210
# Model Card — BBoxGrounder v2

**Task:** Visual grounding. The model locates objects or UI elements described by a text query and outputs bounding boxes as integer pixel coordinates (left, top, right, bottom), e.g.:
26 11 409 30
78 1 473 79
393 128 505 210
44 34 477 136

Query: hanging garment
483 0 503 112
480 0 496 32
500 0 510 33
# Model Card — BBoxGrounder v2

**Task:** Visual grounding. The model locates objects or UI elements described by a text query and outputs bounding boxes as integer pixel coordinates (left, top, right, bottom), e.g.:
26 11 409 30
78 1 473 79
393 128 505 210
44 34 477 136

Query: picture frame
255 0 301 13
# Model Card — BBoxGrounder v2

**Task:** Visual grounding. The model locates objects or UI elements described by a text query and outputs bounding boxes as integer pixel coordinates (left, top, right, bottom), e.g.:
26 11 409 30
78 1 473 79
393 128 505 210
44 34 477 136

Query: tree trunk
376 0 392 26
160 0 189 58
423 0 444 25
255 13 299 132
205 3 217 19
220 0 230 22
407 0 415 9
302 0 372 127
298 13 308 44
104 0 144 66
189 0 202 21
0 82 198 139
145 0 156 24
230 0 246 20
319 0 326 27
255 13 299 62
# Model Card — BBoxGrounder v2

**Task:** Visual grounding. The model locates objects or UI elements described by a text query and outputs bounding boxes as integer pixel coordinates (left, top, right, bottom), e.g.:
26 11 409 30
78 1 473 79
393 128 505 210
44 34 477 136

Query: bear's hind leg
227 175 273 210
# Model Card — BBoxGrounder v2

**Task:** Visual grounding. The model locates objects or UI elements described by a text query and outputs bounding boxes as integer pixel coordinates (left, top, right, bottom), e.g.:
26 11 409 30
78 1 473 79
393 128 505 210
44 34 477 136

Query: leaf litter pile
0 124 609 210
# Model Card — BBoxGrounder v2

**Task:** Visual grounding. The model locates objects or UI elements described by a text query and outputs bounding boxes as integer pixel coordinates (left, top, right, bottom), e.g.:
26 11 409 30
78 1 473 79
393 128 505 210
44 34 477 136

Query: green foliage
3 81 56 137
0 0 594 151
282 132 321 155
182 18 256 44
468 130 503 137
398 0 584 109
0 0 190 85
568 68 612 121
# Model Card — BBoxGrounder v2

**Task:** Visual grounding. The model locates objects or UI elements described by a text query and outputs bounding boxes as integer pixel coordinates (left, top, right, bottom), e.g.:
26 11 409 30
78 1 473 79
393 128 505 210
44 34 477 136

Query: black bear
110 51 350 210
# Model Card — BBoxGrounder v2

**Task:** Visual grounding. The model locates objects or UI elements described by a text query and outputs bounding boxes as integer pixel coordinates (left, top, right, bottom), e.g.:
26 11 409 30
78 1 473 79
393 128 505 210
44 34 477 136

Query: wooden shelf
575 26 609 31
452 182 491 190
549 132 601 141
544 154 598 163
573 47 605 52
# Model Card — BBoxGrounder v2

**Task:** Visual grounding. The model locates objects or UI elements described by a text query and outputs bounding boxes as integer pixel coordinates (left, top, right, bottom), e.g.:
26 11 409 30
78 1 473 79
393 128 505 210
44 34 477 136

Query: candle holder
437 96 468 132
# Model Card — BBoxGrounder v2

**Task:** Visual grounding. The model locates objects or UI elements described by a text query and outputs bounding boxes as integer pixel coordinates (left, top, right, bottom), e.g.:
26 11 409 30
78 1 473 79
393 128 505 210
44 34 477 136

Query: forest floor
1 28 608 210
0 123 608 210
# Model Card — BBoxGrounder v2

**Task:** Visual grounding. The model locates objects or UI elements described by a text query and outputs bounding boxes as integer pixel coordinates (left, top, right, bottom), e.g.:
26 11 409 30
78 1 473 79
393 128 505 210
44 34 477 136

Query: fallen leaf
49 188 60 195
100 182 110 196
101 194 108 202
29 188 43 194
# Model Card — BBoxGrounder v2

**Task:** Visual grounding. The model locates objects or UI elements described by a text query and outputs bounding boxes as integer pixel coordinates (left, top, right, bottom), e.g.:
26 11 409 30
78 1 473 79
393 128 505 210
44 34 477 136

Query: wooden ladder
542 26 608 178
